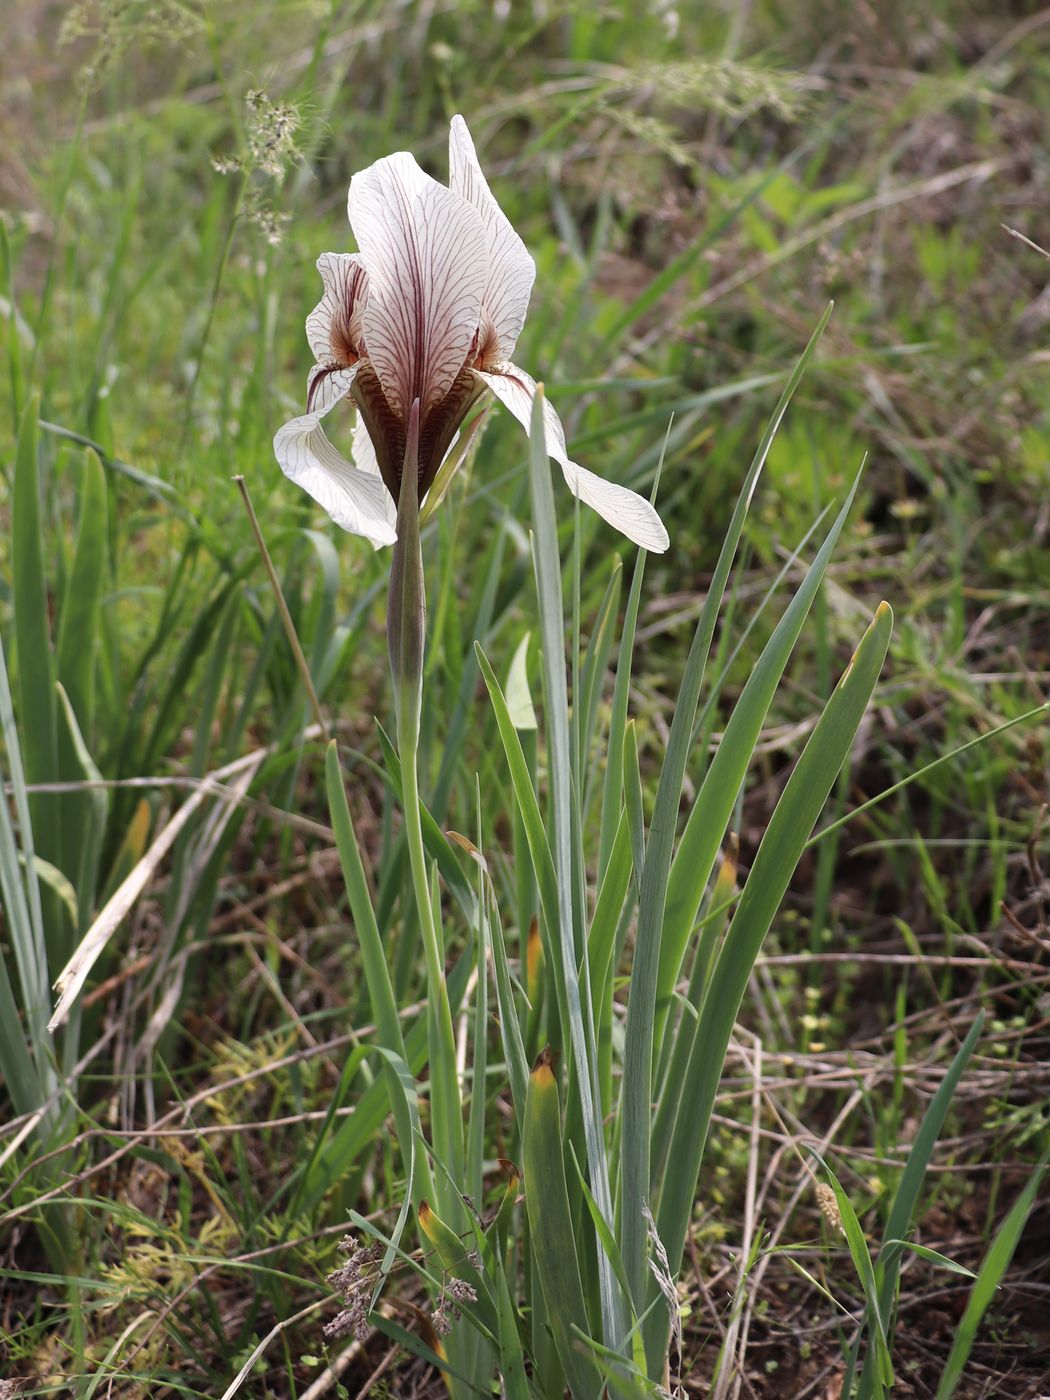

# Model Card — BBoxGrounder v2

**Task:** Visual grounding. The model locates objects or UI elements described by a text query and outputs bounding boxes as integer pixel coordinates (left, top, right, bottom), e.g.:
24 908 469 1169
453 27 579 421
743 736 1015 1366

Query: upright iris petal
348 152 487 422
274 116 669 555
448 114 535 366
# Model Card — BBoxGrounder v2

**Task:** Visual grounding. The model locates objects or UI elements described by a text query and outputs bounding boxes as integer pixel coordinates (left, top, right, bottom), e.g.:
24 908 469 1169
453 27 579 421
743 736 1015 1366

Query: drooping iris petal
448 115 535 363
305 252 369 366
476 363 670 553
348 151 488 421
274 370 397 548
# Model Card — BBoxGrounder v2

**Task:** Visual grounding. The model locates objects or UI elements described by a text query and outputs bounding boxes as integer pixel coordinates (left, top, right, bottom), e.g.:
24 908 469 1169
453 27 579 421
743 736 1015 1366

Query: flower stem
388 401 465 1218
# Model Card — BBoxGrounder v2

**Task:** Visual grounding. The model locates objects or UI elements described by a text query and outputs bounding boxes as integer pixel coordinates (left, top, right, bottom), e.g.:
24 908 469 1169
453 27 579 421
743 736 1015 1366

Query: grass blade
598 541 647 882
934 1149 1049 1400
856 1011 985 1398
809 1148 893 1394
481 860 530 1139
55 684 108 936
418 1200 500 1340
579 559 622 812
12 392 59 867
56 449 107 743
0 222 26 424
0 634 53 1113
492 1256 531 1400
326 739 434 1209
475 643 558 936
326 741 406 1060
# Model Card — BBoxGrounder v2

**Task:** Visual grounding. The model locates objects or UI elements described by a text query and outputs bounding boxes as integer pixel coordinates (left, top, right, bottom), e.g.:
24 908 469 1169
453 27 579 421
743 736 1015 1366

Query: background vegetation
1 0 1048 1395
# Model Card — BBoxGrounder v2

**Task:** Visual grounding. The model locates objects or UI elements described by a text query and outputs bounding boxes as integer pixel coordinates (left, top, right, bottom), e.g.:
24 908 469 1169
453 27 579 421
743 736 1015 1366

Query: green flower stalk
387 398 425 738
385 398 465 1221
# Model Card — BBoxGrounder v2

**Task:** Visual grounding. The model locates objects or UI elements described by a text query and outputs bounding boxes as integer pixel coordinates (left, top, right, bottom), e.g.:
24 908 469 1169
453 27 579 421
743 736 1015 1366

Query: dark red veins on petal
352 360 486 505
332 260 368 364
307 363 351 413
417 368 487 497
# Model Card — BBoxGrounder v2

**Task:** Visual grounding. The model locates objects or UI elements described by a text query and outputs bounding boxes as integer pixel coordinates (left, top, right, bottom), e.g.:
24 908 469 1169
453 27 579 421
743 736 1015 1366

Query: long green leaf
418 1199 501 1340
55 684 108 936
657 467 862 1043
483 863 530 1139
467 793 490 1218
579 560 622 811
475 644 559 972
588 811 633 1011
598 540 648 881
52 461 107 917
326 738 435 1204
809 1148 893 1394
0 633 50 1116
369 1043 426 1288
524 1050 604 1400
620 304 835 1318
373 722 477 920
650 600 892 1370
295 949 473 1215
493 1254 531 1400
326 741 406 1060
526 386 622 1347
0 631 51 1076
651 843 738 1178
622 720 645 881
1 222 26 423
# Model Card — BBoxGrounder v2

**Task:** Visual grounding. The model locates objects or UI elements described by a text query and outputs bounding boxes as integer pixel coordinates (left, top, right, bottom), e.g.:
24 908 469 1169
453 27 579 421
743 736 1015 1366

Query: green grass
2 1 1049 1396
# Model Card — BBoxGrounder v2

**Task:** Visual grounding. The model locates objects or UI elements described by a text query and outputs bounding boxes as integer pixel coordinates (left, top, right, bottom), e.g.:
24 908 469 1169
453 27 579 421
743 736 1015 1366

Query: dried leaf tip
715 832 740 890
531 1045 556 1082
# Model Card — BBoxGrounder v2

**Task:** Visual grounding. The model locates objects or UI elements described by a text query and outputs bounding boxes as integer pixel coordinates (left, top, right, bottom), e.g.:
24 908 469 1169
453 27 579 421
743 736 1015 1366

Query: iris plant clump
273 116 899 1399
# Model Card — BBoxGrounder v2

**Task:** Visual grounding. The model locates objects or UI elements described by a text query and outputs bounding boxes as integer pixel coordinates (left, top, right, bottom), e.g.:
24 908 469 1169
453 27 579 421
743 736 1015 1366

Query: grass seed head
816 1182 844 1234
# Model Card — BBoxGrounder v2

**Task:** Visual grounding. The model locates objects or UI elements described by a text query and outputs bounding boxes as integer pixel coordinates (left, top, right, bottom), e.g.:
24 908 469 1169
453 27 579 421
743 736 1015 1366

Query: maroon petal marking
418 368 487 497
307 253 370 367
348 152 488 422
351 359 405 503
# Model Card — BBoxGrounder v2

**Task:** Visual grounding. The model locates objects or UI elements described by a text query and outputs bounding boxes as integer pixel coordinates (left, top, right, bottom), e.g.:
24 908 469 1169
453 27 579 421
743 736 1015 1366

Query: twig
219 1300 327 1400
1002 223 1050 261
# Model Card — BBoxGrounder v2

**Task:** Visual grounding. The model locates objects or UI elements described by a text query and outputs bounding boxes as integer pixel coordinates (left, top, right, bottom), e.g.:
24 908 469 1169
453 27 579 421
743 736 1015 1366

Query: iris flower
274 116 669 554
